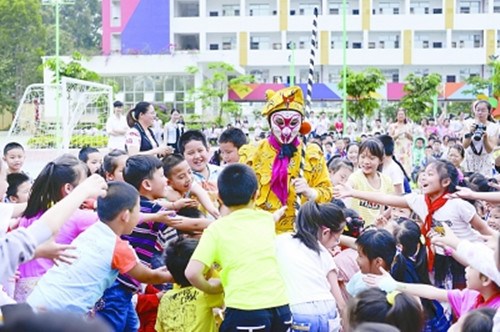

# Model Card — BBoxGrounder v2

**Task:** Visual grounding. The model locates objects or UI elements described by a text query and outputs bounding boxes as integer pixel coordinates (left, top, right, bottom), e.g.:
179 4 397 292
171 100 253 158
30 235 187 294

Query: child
346 228 396 297
6 173 31 204
100 149 128 182
364 260 500 320
96 155 177 331
336 159 495 289
432 139 443 159
185 164 291 331
324 141 334 162
378 135 408 195
412 137 426 172
346 139 394 226
27 181 172 314
15 154 97 302
3 142 26 175
328 158 354 187
162 154 219 219
487 204 500 231
218 127 247 165
334 137 346 158
155 238 223 332
346 142 359 169
179 130 221 190
447 144 465 184
347 287 424 332
391 218 451 331
275 202 346 331
78 146 102 175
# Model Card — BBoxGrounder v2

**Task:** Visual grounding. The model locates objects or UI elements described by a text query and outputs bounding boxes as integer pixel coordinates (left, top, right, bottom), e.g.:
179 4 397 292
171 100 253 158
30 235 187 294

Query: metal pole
342 0 348 131
55 0 61 148
289 42 295 86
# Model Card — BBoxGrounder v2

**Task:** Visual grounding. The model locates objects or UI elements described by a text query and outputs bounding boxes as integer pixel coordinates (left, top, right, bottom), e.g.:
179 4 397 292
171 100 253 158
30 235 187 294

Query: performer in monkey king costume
240 86 333 233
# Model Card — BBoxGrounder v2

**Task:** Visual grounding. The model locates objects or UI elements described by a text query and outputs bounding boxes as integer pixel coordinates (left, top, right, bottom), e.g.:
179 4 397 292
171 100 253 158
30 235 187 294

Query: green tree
464 61 500 99
338 68 385 120
0 0 46 112
399 73 442 121
44 52 101 83
185 62 254 126
42 0 102 55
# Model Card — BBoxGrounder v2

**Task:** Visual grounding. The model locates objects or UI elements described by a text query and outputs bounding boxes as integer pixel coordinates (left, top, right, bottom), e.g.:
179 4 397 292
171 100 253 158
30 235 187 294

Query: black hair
342 208 365 238
448 143 465 159
97 182 139 223
217 163 257 207
415 137 425 144
294 202 346 254
474 100 495 123
165 238 199 287
170 108 180 115
78 147 100 163
377 135 411 183
353 322 400 332
359 138 385 162
461 307 496 332
23 154 87 218
426 159 459 193
328 157 354 173
178 130 209 155
123 155 163 190
346 142 359 153
356 228 396 269
126 101 152 128
348 288 423 332
100 149 127 179
3 142 24 156
6 173 30 199
218 127 247 149
113 100 124 108
162 153 185 178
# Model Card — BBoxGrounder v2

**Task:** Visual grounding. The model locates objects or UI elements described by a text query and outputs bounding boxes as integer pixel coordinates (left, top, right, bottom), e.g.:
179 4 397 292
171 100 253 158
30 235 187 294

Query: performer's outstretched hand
292 178 317 201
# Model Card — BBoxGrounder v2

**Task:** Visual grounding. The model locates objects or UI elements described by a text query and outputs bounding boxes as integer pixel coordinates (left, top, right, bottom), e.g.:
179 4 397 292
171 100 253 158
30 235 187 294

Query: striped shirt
116 197 178 291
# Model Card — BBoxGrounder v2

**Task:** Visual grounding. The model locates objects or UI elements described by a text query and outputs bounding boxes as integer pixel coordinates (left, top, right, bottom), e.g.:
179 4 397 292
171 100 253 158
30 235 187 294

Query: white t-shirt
106 114 128 150
275 234 337 305
404 193 480 255
382 160 404 188
0 203 14 235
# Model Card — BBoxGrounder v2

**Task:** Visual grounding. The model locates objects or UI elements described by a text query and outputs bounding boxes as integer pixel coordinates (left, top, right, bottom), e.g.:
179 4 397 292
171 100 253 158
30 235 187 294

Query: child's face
425 147 433 157
358 149 381 176
319 227 342 250
420 164 445 196
329 166 352 186
335 140 344 151
183 140 209 173
0 163 7 199
167 160 193 194
416 140 424 148
4 148 25 173
10 180 31 204
487 207 500 230
219 142 239 164
356 247 379 274
144 168 167 199
109 155 128 182
432 142 441 152
391 207 411 221
86 152 102 174
347 145 359 165
447 148 463 168
464 266 483 291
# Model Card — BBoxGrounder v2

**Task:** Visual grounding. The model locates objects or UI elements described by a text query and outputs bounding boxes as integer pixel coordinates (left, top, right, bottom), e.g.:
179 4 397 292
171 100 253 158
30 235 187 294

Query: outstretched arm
334 183 409 209
185 260 223 294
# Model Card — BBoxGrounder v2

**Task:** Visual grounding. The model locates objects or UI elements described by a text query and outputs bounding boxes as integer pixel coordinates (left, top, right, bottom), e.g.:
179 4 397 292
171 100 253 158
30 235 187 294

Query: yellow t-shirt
239 140 333 233
155 286 223 332
348 170 394 226
191 208 289 310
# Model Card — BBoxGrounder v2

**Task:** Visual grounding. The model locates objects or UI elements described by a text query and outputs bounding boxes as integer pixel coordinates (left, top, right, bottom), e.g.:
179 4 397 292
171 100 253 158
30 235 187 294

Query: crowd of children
0 96 500 332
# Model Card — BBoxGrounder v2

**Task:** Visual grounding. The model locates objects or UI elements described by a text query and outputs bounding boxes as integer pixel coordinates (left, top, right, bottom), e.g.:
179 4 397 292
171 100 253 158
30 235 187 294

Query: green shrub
27 135 108 149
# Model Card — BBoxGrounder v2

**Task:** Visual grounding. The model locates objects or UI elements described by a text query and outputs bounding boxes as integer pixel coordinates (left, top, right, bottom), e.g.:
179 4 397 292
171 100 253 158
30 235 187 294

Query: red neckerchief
474 291 500 309
423 191 448 271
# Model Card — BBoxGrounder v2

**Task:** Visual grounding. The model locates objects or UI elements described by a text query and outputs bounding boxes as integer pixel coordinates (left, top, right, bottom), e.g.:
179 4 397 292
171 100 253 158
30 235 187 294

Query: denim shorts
290 300 340 332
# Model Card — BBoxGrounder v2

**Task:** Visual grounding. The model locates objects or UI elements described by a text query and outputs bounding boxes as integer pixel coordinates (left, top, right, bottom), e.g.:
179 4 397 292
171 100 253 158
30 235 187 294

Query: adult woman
163 108 184 153
463 100 499 177
389 108 413 175
125 101 171 157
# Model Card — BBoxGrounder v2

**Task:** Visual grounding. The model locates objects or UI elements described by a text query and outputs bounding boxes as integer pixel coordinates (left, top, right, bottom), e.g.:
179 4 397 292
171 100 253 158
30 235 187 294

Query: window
368 42 376 48
392 73 399 82
433 8 442 13
352 42 362 48
423 40 429 48
222 4 240 16
273 76 283 83
379 41 385 48
329 1 342 14
460 6 470 13
299 3 320 15
433 42 443 48
452 41 457 48
222 36 236 50
352 9 360 14
209 11 218 16
446 75 456 82
250 36 270 50
209 44 219 50
178 2 199 17
458 0 480 13
410 1 430 14
393 7 399 14
474 35 481 48
249 3 270 16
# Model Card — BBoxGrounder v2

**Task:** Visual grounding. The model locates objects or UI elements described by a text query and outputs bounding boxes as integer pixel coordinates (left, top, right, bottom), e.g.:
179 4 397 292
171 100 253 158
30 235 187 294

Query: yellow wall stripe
486 30 496 62
239 32 248 67
280 0 288 31
403 30 412 65
362 0 370 30
445 0 454 29
320 31 329 65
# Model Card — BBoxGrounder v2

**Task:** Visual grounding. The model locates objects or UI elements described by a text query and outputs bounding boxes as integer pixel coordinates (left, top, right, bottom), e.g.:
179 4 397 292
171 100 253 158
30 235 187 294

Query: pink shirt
447 288 500 318
18 209 98 278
